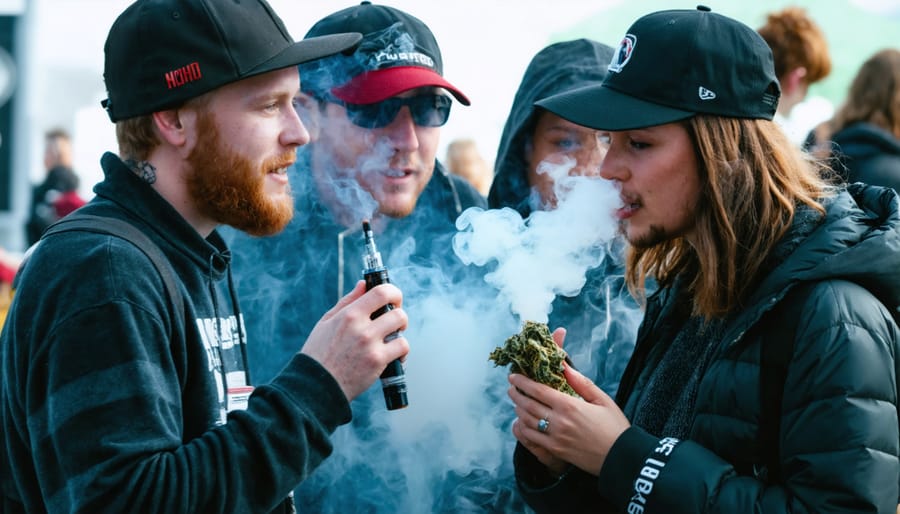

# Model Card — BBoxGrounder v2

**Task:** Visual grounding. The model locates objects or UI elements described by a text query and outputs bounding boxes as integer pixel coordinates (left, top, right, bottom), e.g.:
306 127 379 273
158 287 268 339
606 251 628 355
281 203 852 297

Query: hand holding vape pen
361 220 409 410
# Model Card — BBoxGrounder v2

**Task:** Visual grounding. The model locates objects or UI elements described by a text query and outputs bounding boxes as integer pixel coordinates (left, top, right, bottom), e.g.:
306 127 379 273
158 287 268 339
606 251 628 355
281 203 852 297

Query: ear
152 109 189 147
784 67 808 95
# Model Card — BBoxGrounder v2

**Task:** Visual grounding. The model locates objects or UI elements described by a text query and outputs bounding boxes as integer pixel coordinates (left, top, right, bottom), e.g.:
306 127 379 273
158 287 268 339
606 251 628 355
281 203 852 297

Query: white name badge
227 386 254 412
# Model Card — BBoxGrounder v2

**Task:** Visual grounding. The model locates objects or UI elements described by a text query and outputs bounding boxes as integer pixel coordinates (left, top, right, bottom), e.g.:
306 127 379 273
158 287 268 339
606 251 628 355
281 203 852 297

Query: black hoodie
2 153 350 513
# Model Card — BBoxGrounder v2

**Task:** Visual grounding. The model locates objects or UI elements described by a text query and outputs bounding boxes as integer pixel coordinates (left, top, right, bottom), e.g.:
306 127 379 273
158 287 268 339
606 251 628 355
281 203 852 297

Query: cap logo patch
362 24 435 70
698 87 716 100
373 49 434 68
608 34 636 73
165 61 202 90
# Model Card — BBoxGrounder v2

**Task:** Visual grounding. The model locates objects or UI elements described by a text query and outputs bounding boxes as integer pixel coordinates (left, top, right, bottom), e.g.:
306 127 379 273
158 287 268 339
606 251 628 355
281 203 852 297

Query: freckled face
599 122 701 247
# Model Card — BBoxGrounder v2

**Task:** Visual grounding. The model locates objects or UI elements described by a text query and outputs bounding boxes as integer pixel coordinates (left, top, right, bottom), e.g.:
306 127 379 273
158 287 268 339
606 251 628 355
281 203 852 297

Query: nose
599 145 625 182
383 106 419 152
283 106 311 149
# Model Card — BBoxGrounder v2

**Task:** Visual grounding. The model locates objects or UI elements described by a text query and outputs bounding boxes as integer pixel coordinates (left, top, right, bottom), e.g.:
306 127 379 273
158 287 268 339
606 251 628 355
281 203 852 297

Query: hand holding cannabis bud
489 321 578 397
500 322 631 477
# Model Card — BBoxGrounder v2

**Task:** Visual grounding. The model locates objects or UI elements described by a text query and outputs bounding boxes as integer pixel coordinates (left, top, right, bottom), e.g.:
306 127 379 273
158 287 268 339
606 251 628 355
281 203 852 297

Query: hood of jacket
89 153 232 280
488 39 615 217
723 183 900 339
833 122 900 161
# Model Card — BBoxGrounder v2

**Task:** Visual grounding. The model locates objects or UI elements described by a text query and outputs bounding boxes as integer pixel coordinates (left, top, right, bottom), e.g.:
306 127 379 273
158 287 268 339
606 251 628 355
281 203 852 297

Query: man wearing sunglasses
225 3 495 512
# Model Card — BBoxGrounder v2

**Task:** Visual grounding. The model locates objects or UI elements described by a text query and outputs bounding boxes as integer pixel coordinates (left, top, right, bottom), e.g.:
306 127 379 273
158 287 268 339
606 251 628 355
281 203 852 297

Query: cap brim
332 66 471 105
535 83 694 131
248 33 363 76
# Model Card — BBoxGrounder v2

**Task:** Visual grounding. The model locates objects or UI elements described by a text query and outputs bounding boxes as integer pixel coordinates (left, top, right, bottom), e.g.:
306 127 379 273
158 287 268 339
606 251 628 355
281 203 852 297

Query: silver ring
537 417 550 434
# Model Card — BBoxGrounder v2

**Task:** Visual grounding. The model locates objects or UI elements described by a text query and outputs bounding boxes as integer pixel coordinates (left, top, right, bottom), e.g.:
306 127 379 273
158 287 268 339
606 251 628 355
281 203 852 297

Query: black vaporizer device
361 220 408 410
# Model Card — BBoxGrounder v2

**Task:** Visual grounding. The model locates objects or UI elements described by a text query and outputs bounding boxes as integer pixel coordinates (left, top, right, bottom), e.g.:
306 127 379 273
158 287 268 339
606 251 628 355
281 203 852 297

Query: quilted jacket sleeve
596 279 900 513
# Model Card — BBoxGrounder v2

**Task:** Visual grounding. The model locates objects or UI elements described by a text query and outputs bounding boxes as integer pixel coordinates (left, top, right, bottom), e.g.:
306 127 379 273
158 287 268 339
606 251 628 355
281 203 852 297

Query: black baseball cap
302 1 469 105
536 5 780 131
101 0 363 122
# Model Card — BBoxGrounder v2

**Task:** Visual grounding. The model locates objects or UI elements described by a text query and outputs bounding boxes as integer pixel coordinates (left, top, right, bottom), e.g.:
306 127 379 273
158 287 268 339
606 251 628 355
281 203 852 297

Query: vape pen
361 220 408 410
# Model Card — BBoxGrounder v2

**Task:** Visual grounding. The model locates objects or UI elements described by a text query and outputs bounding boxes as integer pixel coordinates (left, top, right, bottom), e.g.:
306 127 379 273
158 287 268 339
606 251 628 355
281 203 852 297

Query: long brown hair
625 116 831 318
827 48 900 140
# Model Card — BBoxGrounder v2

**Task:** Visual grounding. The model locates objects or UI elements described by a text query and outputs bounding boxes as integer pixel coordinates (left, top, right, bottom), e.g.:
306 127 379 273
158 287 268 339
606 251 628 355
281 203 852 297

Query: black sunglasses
328 94 453 129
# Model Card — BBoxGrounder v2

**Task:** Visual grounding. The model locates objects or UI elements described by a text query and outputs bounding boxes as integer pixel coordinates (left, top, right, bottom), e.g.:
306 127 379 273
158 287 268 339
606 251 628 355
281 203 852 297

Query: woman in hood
489 38 642 397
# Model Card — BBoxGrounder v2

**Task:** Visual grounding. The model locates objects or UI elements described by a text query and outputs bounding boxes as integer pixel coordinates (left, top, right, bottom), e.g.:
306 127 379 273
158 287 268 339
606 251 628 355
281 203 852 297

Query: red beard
186 110 295 236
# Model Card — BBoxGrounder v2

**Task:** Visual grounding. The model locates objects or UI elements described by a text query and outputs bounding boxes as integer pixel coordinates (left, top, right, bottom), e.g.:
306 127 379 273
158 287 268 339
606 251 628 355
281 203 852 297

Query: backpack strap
35 214 184 323
757 282 813 484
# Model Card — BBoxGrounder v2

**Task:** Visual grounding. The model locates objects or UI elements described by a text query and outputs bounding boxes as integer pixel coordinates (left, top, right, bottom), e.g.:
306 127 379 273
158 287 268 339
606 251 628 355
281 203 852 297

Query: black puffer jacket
518 184 900 513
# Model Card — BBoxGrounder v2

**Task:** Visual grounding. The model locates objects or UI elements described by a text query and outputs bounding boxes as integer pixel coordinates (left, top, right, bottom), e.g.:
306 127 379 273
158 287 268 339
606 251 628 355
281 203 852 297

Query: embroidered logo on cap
165 61 202 90
361 24 436 71
608 34 636 73
698 87 716 100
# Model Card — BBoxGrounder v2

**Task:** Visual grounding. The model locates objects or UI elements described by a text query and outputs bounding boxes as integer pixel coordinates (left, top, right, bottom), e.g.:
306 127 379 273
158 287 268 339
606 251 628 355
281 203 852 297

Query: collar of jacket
94 152 231 281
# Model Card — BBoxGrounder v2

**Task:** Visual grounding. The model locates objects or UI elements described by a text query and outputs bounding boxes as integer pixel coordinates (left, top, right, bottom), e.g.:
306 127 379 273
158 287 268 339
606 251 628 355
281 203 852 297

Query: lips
265 161 294 186
267 159 295 175
379 166 419 184
617 193 640 219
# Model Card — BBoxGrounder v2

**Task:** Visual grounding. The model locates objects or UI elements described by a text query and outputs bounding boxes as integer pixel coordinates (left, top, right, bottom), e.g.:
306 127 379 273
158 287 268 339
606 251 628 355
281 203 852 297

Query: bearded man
0 1 411 513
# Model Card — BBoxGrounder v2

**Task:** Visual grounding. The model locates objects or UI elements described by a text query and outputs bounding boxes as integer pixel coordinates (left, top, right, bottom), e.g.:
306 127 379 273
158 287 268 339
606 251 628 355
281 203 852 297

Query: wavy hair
827 48 900 140
757 7 831 85
625 116 832 318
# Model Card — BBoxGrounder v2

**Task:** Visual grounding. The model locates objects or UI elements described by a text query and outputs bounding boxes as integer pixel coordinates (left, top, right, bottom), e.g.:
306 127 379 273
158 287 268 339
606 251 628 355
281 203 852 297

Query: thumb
551 327 567 348
564 363 611 405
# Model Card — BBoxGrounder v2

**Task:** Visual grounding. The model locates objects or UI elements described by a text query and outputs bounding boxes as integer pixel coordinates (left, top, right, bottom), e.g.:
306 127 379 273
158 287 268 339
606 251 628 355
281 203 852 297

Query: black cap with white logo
536 5 780 131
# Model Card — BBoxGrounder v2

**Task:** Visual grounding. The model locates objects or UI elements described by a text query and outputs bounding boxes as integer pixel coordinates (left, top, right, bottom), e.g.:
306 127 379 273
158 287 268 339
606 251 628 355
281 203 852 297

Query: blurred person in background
757 6 832 144
805 48 900 194
0 246 20 331
24 128 87 245
488 38 642 397
445 137 492 197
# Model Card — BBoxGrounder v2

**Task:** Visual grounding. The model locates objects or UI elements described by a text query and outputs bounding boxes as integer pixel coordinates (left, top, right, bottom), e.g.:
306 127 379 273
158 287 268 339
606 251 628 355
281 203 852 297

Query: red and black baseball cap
302 1 470 106
536 6 780 131
101 0 363 122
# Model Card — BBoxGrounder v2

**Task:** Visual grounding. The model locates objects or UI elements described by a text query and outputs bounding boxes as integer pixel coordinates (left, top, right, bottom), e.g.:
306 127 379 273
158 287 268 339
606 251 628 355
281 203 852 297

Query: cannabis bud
489 321 577 396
